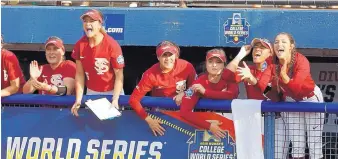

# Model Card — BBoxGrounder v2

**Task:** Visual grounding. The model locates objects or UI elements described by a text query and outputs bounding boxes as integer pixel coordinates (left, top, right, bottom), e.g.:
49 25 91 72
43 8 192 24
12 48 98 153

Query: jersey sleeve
254 65 273 93
110 40 125 69
204 82 239 99
285 55 310 96
221 68 237 83
5 53 24 81
186 63 197 88
129 71 154 119
63 61 76 78
180 81 212 130
71 42 80 60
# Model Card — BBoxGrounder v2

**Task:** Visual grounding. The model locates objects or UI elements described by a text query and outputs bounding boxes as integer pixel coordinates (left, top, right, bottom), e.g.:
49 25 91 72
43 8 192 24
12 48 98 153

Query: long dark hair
274 32 297 93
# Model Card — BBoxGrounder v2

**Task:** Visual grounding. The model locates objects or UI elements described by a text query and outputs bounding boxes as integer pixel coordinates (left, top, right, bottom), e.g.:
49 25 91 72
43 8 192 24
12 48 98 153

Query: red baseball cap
45 37 65 51
206 50 226 62
251 38 273 52
156 44 179 57
80 9 103 23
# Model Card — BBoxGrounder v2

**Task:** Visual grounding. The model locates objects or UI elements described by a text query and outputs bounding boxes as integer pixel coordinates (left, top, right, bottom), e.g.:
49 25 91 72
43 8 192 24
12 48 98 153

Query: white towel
231 99 264 159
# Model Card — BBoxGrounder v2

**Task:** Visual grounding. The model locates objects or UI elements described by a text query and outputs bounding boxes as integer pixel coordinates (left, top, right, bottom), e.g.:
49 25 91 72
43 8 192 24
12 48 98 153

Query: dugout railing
1 94 338 159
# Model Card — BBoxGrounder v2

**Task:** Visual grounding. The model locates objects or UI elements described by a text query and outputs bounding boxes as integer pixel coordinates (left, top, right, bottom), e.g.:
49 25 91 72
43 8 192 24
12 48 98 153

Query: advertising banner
2 107 240 159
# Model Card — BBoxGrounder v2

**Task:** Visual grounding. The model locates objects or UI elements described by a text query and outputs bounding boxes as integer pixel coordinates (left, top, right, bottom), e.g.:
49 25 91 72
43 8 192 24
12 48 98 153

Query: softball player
207 38 288 158
23 36 75 95
1 36 26 97
274 32 324 159
180 49 239 139
71 9 125 117
129 41 197 136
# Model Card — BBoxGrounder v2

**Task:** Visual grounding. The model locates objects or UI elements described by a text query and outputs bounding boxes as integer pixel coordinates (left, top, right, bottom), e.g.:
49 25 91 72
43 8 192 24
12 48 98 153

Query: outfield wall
2 6 338 49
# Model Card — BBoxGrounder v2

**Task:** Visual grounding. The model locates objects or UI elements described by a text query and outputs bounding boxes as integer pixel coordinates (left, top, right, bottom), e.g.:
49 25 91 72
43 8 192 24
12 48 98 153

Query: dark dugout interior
11 46 338 95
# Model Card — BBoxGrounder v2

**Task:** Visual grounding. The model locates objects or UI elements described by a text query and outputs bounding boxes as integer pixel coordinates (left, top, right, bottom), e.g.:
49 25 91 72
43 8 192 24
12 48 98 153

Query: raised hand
29 60 42 79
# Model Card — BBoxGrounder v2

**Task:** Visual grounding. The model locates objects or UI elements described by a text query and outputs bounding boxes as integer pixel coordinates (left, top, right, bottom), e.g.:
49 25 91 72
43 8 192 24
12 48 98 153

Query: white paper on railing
231 99 264 159
85 98 121 120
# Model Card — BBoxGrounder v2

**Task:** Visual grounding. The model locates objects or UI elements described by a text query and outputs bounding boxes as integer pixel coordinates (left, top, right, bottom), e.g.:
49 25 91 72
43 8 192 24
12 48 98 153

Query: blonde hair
95 9 106 34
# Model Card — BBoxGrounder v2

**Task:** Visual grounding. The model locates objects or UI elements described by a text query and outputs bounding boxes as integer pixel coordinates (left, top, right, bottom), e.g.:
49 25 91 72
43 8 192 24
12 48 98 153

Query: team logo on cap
223 13 250 44
86 11 95 15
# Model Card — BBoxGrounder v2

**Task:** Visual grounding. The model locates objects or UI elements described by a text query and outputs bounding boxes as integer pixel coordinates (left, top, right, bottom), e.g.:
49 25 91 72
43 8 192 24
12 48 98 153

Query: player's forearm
45 85 58 94
1 87 18 97
226 48 247 73
204 89 237 100
247 75 258 85
63 78 75 95
2 78 20 97
22 79 36 94
74 73 85 103
180 95 210 129
1 85 19 97
112 73 124 101
129 97 148 119
180 111 211 130
280 72 290 84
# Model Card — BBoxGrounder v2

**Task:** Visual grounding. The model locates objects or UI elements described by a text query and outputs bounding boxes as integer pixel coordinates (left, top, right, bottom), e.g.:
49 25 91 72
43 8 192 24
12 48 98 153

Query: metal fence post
264 112 275 159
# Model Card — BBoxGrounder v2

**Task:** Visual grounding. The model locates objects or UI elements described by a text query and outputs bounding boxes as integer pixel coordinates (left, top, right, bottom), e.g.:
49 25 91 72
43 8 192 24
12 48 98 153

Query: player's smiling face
252 43 271 64
82 16 102 38
45 44 64 65
158 52 176 71
206 57 224 76
274 34 294 60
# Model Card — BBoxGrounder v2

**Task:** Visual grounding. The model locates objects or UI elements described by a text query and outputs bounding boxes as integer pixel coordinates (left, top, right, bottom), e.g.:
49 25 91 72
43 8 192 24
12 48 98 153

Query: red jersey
180 73 239 130
37 60 76 95
71 34 125 92
129 59 197 119
1 49 26 92
276 52 315 101
221 68 237 83
244 65 279 101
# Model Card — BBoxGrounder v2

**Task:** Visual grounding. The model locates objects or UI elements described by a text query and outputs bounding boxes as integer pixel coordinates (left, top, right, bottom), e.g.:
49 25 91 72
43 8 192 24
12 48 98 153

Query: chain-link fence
273 112 338 159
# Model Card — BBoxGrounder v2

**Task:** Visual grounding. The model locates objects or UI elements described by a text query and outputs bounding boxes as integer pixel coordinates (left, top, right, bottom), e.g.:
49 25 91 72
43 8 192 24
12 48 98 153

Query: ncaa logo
223 13 250 44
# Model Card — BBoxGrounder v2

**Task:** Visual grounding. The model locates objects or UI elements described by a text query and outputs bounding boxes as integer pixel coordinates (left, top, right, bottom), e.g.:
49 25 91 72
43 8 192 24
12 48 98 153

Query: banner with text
1 107 239 159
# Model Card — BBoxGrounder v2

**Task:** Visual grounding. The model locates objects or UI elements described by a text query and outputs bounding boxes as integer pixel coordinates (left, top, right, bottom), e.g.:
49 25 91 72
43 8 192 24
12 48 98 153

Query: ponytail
100 27 106 34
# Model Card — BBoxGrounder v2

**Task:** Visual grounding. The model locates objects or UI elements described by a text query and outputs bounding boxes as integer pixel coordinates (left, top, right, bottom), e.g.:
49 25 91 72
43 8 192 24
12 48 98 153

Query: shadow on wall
10 46 338 95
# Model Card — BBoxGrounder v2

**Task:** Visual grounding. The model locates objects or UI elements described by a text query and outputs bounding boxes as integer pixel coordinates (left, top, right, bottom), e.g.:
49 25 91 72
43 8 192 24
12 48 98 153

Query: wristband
56 85 67 96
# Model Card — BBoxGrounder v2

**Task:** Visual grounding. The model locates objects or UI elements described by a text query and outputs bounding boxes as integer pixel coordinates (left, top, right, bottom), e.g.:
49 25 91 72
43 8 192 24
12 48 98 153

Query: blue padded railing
2 94 338 113
2 94 338 159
